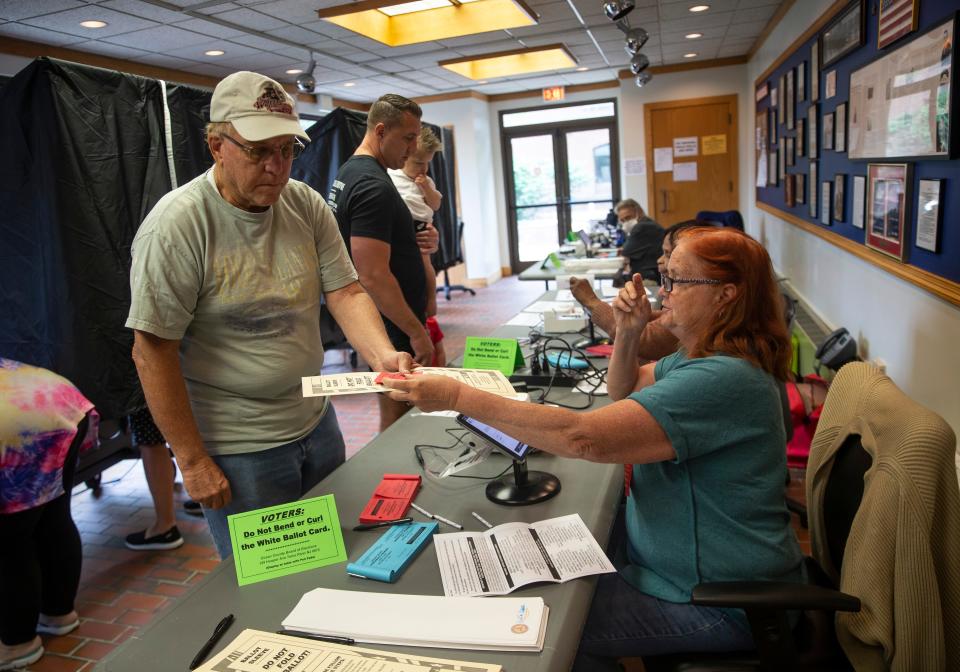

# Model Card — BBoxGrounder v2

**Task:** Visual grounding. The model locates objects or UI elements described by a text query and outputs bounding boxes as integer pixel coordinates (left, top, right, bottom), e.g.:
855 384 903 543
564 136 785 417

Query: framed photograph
786 68 795 130
798 61 806 102
811 42 820 102
808 104 819 159
834 173 846 222
769 108 777 144
797 118 806 156
778 137 786 179
915 178 943 252
786 136 795 166
850 16 956 159
835 102 847 152
821 181 832 225
823 111 835 151
809 162 818 218
778 75 785 125
866 163 911 260
756 82 770 102
796 173 806 205
785 174 795 207
852 175 867 229
769 151 778 185
825 70 837 99
878 0 918 49
820 0 865 68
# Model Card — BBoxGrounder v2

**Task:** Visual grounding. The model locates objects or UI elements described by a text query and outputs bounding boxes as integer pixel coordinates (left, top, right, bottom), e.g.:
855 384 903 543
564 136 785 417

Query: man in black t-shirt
328 94 438 430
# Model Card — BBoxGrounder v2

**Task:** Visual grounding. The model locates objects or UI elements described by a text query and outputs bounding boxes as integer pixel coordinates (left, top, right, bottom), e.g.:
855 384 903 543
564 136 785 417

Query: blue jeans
202 407 346 559
572 572 755 671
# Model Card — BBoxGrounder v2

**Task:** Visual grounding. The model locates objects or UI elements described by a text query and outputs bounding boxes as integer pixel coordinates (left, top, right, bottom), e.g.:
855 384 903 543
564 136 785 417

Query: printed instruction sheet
302 367 515 398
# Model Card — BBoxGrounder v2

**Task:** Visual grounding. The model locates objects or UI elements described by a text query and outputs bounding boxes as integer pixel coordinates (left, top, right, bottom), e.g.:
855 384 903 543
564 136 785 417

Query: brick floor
24 274 540 670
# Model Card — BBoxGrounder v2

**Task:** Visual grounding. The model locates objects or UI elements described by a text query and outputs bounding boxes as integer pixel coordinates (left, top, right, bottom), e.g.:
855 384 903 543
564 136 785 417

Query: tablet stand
486 459 560 505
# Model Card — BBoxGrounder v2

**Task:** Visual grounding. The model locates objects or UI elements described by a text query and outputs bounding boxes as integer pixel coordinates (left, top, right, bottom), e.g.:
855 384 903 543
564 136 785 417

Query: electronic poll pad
456 415 531 461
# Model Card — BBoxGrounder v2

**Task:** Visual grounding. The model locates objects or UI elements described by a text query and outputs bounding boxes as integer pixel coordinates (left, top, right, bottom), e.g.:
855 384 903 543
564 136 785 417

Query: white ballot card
302 367 516 398
434 513 615 597
194 628 504 671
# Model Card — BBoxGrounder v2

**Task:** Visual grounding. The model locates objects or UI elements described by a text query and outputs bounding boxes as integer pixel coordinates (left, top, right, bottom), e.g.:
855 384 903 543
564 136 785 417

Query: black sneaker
124 526 184 551
183 499 204 517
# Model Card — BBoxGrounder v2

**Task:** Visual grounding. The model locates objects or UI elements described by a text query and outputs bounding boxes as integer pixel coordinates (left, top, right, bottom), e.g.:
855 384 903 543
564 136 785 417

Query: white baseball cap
210 71 309 142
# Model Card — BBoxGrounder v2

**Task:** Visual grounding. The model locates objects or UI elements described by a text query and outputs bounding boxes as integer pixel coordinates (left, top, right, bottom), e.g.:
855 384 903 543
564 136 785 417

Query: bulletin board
755 0 960 307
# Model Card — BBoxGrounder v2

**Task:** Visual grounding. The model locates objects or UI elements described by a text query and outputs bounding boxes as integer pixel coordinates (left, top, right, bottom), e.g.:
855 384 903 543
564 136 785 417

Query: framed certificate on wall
866 163 911 260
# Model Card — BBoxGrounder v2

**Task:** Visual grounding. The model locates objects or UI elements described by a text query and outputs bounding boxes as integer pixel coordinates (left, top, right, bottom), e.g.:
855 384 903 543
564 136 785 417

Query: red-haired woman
383 226 803 667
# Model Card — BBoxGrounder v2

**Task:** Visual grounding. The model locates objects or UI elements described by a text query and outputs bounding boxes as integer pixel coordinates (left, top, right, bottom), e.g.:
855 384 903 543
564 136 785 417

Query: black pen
189 613 234 670
352 517 413 531
277 629 355 645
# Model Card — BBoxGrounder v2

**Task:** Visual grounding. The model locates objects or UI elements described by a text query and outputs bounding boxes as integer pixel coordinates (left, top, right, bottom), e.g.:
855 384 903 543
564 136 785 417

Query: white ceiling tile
169 17 247 39
205 7 287 31
732 5 778 23
659 0 739 20
218 51 292 69
253 0 327 24
104 24 218 51
264 24 327 46
0 21 87 44
69 39 153 59
97 0 188 24
135 52 206 69
223 32 288 51
736 0 782 8
0 0 85 21
20 5 160 38
724 19 768 37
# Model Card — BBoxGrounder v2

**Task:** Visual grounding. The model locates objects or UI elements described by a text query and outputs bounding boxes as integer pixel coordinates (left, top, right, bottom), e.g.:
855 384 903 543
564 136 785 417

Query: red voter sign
542 86 565 101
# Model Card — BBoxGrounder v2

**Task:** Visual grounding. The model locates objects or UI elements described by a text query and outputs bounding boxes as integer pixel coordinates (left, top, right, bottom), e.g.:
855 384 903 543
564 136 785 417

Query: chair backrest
820 433 872 579
694 209 744 230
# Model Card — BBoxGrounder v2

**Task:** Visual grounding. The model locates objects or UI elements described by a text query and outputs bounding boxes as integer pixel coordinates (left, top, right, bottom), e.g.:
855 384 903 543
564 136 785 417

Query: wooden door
644 95 738 227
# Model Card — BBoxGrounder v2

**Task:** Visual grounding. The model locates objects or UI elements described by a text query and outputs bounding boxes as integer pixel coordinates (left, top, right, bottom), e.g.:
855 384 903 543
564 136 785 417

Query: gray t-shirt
126 170 358 455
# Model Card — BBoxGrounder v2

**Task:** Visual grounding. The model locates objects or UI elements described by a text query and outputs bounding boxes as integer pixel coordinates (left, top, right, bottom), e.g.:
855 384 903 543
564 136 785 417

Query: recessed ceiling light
79 20 108 28
204 49 225 56
343 82 356 87
689 4 709 12
576 66 589 71
683 52 698 58
478 80 489 84
685 32 703 39
286 68 304 74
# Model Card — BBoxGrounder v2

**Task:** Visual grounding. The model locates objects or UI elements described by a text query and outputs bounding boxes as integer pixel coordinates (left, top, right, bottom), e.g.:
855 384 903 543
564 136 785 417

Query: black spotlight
296 59 316 93
623 27 649 55
629 53 649 75
603 0 634 22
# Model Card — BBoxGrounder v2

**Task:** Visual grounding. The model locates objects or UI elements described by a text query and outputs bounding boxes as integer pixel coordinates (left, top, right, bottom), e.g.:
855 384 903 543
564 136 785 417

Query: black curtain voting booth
0 58 212 481
291 107 461 274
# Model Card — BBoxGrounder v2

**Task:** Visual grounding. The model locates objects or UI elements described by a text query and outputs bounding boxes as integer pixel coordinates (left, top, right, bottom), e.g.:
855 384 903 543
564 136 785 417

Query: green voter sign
228 495 347 586
461 336 525 376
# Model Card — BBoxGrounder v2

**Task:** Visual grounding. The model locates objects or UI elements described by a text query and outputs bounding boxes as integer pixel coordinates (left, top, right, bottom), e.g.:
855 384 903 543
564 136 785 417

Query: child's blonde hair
418 127 443 154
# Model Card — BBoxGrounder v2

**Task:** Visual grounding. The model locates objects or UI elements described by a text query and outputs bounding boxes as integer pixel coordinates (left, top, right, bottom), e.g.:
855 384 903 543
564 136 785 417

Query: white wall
420 96 501 282
747 0 960 438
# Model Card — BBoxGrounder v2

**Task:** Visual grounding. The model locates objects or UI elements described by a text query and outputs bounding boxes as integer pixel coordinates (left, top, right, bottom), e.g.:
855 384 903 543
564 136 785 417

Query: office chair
643 362 960 671
695 210 744 231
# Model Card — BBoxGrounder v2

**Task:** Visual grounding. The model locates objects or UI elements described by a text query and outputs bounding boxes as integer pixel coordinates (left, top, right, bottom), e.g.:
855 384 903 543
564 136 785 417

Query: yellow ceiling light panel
439 44 577 80
317 0 538 47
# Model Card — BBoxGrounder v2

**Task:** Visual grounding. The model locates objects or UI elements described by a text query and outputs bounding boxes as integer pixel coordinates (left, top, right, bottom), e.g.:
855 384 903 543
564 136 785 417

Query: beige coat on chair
806 362 960 672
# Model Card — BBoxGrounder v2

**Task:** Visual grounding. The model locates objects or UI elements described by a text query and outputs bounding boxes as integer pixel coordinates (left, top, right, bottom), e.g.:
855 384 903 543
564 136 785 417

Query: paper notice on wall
673 161 697 182
624 157 645 175
702 134 727 155
673 136 698 157
757 152 768 187
654 147 673 172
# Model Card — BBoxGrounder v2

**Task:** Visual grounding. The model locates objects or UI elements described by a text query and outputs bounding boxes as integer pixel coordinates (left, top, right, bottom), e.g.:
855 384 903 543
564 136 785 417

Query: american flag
878 0 917 49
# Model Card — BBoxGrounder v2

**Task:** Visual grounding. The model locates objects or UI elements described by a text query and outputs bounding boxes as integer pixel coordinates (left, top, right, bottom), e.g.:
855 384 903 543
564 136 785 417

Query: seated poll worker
570 219 702 355
615 198 663 282
383 227 804 666
126 71 414 559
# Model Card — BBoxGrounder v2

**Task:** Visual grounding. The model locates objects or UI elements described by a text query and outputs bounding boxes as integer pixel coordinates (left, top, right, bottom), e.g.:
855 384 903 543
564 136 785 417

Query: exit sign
542 86 565 101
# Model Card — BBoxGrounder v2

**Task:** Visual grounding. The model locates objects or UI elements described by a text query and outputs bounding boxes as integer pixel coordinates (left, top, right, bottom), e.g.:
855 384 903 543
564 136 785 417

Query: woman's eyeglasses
660 274 721 293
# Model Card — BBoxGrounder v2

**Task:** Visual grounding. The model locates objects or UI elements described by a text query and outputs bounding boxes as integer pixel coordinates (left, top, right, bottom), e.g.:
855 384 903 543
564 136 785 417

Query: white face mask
621 218 639 234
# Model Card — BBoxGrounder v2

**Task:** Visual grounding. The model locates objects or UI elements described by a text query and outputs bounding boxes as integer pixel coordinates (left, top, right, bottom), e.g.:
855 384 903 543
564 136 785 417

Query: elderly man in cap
126 71 413 558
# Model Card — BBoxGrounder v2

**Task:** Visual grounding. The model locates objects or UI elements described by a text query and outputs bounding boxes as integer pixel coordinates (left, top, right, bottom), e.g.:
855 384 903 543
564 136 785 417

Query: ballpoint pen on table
352 517 413 531
189 613 234 670
409 502 463 529
277 629 355 645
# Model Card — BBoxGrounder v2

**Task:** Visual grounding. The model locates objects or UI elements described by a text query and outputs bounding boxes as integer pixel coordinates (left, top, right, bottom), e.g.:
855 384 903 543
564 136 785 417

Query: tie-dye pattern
0 359 98 514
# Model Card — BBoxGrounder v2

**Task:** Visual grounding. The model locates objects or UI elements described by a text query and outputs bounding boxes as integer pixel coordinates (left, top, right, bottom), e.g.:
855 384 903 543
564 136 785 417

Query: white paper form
433 514 615 597
673 162 698 182
301 367 515 398
654 147 673 172
195 629 504 671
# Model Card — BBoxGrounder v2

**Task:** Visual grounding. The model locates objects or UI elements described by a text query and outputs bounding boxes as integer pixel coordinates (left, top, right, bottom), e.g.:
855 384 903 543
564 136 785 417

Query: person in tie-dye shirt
0 358 98 670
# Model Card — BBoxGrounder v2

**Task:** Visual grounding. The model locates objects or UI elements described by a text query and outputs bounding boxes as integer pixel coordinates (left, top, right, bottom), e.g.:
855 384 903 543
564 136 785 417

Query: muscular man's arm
351 236 433 365
131 330 231 508
325 281 411 372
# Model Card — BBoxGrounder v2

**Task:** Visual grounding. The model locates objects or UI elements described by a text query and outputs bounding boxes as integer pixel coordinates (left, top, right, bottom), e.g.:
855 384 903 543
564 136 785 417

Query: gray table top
99 302 620 672
518 255 622 283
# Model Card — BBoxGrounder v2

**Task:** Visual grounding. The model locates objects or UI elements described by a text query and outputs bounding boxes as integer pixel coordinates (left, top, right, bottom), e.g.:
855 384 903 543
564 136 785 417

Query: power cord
413 427 513 481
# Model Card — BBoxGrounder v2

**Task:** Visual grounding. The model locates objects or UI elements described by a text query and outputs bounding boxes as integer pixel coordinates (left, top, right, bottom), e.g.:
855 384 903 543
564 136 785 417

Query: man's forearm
131 331 208 468
359 272 425 338
325 283 397 370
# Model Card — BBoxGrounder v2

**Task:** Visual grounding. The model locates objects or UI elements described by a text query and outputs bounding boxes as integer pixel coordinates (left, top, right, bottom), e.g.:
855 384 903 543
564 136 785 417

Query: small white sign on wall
624 157 646 175
654 147 673 172
673 136 699 157
673 162 698 182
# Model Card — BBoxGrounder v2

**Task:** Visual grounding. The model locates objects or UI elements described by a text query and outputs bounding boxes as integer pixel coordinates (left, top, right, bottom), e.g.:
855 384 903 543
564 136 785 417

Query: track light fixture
635 72 652 87
614 17 631 33
623 27 648 55
296 56 317 92
629 53 649 75
602 0 634 22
